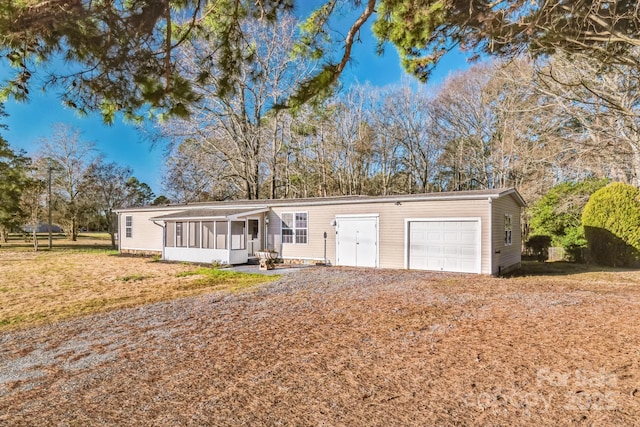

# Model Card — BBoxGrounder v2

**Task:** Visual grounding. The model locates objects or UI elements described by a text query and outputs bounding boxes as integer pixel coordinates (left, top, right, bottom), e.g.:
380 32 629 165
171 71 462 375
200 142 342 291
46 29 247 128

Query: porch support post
227 220 231 264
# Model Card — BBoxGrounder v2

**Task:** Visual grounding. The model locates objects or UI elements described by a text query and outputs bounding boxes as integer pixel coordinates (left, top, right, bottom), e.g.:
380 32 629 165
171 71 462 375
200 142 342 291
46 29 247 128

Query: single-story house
115 188 525 275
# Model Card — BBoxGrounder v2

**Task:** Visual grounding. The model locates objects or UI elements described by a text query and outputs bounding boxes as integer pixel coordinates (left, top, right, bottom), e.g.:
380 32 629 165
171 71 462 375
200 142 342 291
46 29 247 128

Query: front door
247 219 260 256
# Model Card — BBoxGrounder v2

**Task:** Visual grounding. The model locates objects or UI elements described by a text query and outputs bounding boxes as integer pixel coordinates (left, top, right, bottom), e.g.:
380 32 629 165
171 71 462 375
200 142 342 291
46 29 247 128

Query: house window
281 212 308 244
125 216 132 238
504 214 513 246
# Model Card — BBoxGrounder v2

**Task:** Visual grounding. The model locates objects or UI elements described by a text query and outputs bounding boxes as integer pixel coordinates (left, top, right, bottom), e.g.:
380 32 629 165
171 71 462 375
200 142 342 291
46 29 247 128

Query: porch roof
150 207 269 221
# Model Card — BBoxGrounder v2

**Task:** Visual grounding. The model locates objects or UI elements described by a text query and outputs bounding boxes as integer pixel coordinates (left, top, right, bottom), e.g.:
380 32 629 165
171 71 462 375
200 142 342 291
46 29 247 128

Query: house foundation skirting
120 249 162 257
279 258 329 266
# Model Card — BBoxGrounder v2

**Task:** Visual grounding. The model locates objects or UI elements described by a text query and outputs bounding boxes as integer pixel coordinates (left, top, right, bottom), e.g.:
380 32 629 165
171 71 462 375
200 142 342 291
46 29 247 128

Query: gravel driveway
1 266 639 426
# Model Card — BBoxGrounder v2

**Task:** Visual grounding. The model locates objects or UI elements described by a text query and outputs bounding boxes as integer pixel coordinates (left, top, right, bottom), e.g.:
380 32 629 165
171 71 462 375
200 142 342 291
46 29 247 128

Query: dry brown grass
1 259 640 426
0 249 277 329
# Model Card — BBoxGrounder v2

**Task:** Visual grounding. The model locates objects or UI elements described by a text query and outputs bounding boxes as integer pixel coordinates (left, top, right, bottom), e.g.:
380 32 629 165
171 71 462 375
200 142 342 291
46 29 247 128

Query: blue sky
1 5 469 196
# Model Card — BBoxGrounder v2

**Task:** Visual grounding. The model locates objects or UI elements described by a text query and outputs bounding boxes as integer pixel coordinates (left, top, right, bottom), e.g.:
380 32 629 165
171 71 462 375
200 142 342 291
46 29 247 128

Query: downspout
152 220 165 260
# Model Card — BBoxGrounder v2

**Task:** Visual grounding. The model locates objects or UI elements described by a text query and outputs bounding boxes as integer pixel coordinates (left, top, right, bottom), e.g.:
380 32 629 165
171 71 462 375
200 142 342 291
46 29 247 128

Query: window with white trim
281 212 308 244
504 214 513 246
125 216 132 238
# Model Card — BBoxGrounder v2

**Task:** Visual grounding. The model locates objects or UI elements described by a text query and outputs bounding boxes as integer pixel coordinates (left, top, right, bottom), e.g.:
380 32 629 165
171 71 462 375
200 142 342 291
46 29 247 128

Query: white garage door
336 216 378 267
408 220 480 273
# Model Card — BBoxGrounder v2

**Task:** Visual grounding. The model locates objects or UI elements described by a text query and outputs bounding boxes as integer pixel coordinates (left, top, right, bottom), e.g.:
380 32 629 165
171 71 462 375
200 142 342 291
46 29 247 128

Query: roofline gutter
119 189 527 213
265 192 526 208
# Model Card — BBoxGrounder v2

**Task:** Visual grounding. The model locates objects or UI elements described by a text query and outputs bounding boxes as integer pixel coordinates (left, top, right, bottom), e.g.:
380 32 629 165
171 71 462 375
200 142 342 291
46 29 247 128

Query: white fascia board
227 207 271 220
493 188 527 207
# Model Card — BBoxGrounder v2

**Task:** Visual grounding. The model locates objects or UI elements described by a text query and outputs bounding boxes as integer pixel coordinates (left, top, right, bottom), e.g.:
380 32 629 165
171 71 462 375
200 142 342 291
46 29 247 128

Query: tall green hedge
527 178 607 261
582 182 640 267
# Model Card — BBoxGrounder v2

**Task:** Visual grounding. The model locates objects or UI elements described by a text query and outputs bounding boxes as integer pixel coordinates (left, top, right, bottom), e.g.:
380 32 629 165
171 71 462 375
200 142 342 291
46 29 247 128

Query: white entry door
247 218 260 256
336 216 378 267
408 220 480 273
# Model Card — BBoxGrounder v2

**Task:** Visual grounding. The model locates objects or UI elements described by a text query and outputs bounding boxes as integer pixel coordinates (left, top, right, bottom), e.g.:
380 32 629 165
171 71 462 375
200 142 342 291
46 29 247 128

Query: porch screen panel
189 221 200 248
176 222 186 247
203 222 214 249
231 221 246 250
215 221 228 249
166 223 175 247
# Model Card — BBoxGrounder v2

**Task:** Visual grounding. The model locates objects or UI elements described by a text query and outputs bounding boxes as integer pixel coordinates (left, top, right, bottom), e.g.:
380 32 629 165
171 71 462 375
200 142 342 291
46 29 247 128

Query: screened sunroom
150 208 269 265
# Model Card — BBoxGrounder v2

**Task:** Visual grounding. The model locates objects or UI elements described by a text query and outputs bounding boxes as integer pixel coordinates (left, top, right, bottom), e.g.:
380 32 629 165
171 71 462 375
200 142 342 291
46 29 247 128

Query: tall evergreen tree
0 104 31 242
1 1 638 117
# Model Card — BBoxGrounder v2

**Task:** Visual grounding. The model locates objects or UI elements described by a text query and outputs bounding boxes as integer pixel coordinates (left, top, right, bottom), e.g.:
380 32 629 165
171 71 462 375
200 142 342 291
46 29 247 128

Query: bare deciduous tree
83 160 133 249
163 139 235 203
534 52 640 186
159 14 315 200
375 84 439 193
38 124 96 241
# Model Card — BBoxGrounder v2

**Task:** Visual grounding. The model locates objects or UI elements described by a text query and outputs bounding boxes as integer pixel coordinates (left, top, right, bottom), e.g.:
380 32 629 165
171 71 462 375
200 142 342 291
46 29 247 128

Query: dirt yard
1 255 639 425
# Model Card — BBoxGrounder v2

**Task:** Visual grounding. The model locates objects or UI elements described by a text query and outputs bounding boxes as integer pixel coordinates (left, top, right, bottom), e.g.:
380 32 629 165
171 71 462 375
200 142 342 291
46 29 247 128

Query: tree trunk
270 112 279 199
107 210 117 250
631 144 640 187
71 217 77 241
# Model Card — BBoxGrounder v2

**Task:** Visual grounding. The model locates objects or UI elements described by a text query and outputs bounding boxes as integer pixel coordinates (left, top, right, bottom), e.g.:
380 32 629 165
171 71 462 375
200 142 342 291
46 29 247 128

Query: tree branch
333 0 376 83
165 0 172 92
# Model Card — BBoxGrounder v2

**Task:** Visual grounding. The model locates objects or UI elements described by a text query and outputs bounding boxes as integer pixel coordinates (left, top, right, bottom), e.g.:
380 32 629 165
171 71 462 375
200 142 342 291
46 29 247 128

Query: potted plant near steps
254 250 278 270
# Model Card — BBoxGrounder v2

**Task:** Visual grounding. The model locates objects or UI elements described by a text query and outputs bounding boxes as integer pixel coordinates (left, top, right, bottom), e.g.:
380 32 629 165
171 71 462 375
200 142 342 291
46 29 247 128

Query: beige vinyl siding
491 195 523 274
119 210 180 252
269 199 492 272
